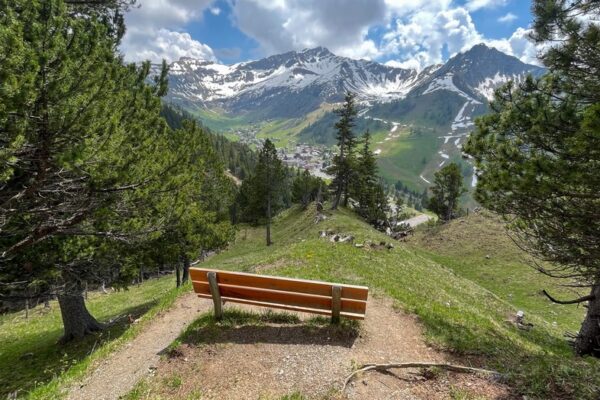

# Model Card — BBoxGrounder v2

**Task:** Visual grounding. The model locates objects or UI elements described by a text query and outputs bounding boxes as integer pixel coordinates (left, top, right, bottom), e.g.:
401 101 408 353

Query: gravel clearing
144 296 513 399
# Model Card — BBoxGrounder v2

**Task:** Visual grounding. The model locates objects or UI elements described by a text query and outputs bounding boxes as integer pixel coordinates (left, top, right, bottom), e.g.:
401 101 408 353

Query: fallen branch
342 362 500 391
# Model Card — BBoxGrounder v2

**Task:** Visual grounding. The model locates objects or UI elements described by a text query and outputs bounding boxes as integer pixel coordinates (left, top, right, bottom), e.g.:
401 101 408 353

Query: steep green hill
201 205 598 399
410 211 585 331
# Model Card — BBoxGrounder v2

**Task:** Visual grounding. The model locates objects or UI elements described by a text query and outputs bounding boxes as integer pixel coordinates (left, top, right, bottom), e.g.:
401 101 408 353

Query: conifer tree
240 140 286 246
427 163 465 222
354 131 386 224
292 169 322 210
329 92 358 209
465 0 600 357
0 0 233 341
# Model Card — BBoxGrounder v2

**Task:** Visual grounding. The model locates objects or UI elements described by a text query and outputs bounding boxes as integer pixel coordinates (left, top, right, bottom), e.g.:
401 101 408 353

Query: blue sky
121 0 540 68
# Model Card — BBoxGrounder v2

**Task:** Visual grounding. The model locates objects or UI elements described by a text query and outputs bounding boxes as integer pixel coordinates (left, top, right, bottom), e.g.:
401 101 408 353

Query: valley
159 44 543 193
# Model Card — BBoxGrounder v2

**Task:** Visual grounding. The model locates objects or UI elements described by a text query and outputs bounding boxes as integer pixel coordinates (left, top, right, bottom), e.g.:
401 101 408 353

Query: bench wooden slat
190 268 368 301
195 293 366 320
192 281 367 314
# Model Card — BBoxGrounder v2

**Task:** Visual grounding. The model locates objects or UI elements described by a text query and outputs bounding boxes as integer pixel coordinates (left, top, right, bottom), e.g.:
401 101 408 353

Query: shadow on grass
0 299 160 398
176 308 360 349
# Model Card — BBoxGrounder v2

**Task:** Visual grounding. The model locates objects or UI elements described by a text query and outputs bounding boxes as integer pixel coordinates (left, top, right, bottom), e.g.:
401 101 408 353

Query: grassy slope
200 206 598 399
374 127 440 190
0 275 185 399
410 211 585 331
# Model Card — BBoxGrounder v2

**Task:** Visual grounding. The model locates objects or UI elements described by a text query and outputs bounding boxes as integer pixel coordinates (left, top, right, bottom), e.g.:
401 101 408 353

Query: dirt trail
400 214 433 228
145 297 512 399
66 291 209 400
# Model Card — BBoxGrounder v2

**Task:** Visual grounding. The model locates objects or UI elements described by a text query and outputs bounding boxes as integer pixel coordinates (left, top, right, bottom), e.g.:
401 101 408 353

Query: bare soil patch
144 296 514 399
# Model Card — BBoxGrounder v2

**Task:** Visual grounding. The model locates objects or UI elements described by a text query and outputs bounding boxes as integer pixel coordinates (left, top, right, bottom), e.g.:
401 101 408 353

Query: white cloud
485 27 542 65
464 0 508 12
229 0 388 60
123 29 216 63
378 1 543 69
120 0 216 63
498 12 517 23
385 58 423 70
119 0 542 70
381 6 483 68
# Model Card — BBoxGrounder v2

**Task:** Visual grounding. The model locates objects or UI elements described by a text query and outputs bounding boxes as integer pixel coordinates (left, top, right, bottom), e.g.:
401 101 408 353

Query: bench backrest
190 268 369 320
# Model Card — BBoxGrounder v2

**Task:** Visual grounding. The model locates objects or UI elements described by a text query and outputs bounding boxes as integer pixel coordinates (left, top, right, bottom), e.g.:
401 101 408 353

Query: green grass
410 211 585 331
0 275 187 399
256 119 299 148
375 127 440 190
196 205 598 399
193 108 251 132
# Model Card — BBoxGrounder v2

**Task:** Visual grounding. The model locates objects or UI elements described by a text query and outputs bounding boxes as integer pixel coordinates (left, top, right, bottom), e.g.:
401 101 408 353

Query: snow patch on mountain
423 74 477 101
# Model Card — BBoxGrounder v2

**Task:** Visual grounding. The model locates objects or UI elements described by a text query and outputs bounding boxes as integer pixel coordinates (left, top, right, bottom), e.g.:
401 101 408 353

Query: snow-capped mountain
158 46 441 118
157 44 545 190
362 44 545 188
410 44 545 102
159 44 543 120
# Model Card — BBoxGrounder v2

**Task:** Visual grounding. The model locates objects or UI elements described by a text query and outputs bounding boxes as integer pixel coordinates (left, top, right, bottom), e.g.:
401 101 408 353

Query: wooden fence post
207 272 223 321
331 285 342 324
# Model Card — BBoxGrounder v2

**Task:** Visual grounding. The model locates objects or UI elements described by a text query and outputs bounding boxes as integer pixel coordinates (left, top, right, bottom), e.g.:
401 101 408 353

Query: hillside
0 276 184 399
131 206 596 399
410 211 585 331
4 206 598 399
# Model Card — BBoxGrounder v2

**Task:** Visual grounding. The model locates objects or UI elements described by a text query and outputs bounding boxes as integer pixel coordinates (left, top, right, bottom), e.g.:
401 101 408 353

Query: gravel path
66 291 209 400
66 287 510 400
401 214 433 228
143 297 512 399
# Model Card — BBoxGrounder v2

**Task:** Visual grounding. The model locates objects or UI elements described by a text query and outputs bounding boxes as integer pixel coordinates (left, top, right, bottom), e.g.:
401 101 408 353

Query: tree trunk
342 179 349 208
266 196 272 246
332 188 342 210
175 265 181 288
574 284 600 357
181 254 190 284
139 264 144 286
57 289 103 343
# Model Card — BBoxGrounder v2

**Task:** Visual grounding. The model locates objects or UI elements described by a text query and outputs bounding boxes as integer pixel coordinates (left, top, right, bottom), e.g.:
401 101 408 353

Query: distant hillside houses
280 144 333 179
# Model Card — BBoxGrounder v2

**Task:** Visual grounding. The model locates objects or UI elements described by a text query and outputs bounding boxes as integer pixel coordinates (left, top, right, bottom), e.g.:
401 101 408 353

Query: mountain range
160 44 542 117
156 44 545 192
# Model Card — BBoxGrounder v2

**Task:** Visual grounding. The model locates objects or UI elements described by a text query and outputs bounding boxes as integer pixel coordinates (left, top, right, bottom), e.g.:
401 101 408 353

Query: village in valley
230 124 335 179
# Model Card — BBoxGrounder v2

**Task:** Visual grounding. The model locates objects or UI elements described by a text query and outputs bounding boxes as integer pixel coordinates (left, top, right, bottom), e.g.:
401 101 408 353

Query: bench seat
190 268 369 321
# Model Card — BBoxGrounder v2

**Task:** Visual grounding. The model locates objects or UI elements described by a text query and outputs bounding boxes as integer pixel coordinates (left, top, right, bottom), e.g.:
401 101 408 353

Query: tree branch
542 289 595 305
342 362 500 391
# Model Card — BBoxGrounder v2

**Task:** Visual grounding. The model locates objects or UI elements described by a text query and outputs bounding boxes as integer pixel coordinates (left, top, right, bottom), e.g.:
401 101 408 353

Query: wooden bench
190 268 369 323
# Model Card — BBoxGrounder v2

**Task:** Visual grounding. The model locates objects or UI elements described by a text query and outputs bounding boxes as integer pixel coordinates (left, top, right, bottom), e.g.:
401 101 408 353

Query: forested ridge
160 105 257 180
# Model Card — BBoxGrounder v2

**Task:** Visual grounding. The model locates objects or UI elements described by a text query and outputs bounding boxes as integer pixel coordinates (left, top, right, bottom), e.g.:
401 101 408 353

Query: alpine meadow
1 1 599 399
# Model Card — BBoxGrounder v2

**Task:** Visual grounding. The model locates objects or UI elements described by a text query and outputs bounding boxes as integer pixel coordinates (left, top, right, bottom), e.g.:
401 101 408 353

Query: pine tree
353 131 386 224
329 92 358 209
0 0 233 341
427 163 465 222
292 169 322 210
240 140 286 246
465 0 600 357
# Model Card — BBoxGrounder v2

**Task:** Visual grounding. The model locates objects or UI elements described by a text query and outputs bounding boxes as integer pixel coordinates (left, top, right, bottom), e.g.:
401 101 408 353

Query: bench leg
331 285 342 324
207 272 223 321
